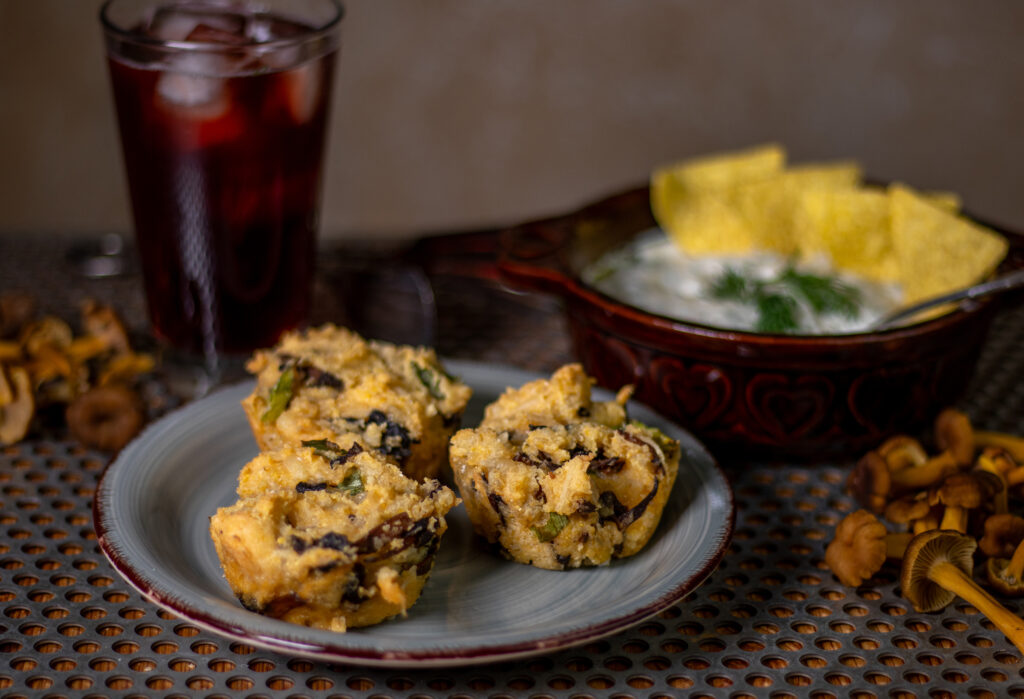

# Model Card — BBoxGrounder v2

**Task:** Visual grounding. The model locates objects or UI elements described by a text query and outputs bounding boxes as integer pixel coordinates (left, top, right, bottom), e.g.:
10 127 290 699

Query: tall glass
100 0 342 371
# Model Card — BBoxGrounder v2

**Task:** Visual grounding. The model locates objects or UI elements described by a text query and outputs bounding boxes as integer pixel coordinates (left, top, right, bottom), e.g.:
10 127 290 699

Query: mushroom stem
976 431 1024 463
913 510 941 535
1006 540 1024 583
887 532 913 559
940 506 968 533
1007 468 1024 489
890 451 959 492
975 459 1009 515
928 560 1024 655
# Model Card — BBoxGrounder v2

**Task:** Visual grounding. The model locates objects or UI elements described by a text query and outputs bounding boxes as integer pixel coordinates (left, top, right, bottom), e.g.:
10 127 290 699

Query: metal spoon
870 267 1024 331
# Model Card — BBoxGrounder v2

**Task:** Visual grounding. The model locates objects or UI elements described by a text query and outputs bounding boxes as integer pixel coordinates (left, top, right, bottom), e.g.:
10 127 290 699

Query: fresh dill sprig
755 292 800 334
780 268 861 318
709 268 749 300
708 264 863 334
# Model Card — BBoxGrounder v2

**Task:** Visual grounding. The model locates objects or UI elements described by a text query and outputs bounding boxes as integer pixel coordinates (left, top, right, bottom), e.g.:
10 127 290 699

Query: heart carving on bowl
849 365 930 434
571 327 643 395
649 356 732 429
746 373 835 441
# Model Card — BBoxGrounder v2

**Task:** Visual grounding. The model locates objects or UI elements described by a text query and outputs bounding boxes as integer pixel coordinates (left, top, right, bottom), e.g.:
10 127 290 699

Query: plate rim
94 359 735 667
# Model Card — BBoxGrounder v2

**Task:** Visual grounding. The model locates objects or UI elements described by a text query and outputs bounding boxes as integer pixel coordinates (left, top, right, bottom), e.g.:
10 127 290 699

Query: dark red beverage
102 1 341 355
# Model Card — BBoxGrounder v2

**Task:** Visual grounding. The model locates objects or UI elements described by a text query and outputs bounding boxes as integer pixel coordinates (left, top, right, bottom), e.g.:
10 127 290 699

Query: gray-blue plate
94 360 734 667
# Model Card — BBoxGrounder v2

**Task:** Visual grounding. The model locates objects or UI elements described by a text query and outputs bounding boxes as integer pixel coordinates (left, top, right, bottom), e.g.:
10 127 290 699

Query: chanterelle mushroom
983 515 1024 598
890 450 959 494
884 494 931 527
846 452 892 514
825 510 909 587
0 292 36 339
935 408 975 468
65 384 144 452
884 494 942 536
900 530 1024 655
980 514 1024 559
80 299 131 355
0 365 33 445
877 435 929 471
976 431 1024 463
935 471 992 533
975 448 1014 515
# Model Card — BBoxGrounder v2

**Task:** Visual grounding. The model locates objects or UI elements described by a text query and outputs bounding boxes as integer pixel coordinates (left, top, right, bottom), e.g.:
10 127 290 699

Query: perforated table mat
2 234 1024 698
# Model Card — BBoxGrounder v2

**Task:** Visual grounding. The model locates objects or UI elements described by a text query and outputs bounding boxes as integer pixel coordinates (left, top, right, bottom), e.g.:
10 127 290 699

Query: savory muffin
241 324 472 481
210 436 459 631
449 364 680 570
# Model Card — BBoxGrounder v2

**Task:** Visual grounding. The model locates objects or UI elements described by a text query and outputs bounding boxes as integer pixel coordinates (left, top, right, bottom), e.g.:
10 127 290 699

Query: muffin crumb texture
450 364 680 570
210 436 459 631
242 324 472 482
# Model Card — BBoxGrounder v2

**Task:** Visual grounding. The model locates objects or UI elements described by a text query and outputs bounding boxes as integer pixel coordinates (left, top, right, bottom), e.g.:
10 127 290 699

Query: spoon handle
872 267 1024 331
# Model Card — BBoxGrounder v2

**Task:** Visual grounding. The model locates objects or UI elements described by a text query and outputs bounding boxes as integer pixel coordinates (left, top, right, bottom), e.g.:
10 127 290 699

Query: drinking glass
100 0 342 386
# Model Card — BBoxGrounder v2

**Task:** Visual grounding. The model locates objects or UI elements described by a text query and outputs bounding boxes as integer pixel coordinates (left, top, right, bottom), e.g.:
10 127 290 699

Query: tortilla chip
651 143 785 254
667 143 786 193
794 187 898 281
664 192 758 254
733 162 863 255
890 184 1008 304
923 191 961 213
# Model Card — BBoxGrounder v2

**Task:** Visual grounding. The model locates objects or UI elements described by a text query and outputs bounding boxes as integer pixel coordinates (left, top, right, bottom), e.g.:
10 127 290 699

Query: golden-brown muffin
210 437 459 631
242 324 472 481
449 364 679 570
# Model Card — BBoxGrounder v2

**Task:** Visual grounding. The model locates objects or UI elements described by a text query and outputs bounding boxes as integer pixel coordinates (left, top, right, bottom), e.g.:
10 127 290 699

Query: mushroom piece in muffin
242 324 472 481
449 364 679 570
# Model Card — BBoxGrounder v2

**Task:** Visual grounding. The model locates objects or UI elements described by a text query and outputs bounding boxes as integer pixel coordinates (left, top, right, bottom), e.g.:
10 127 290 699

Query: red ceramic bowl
493 186 1024 461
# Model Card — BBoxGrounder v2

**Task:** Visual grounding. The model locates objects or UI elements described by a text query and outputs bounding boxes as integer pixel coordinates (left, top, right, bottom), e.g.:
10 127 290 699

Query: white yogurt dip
582 229 904 335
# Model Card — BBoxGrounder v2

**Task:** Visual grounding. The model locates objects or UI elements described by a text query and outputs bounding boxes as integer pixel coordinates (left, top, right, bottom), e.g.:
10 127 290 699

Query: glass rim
99 0 344 52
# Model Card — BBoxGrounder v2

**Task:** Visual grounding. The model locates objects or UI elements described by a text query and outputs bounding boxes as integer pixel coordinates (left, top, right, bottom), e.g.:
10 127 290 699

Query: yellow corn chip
794 187 898 281
651 143 785 253
664 192 758 254
732 162 863 255
665 142 786 193
924 191 961 213
890 184 1008 304
888 182 962 214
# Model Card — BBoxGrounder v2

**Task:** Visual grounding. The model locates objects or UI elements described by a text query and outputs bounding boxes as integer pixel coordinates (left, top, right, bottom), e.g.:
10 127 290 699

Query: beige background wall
1 1 1022 241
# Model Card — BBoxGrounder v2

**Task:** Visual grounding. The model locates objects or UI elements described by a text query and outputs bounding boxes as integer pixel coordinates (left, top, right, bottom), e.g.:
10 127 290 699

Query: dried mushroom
899 530 1024 655
883 493 940 535
976 431 1024 463
987 551 1024 598
979 514 1024 559
0 366 34 446
975 448 1015 515
884 494 930 525
0 298 154 449
66 384 145 452
0 292 36 338
19 316 73 356
934 471 990 532
982 514 1024 595
833 410 1024 657
890 450 960 493
877 435 929 471
935 408 975 467
80 299 131 355
825 510 909 587
846 452 891 514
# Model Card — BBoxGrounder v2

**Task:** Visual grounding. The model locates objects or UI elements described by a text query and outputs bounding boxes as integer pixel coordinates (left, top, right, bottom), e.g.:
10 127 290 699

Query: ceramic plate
94 360 733 667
